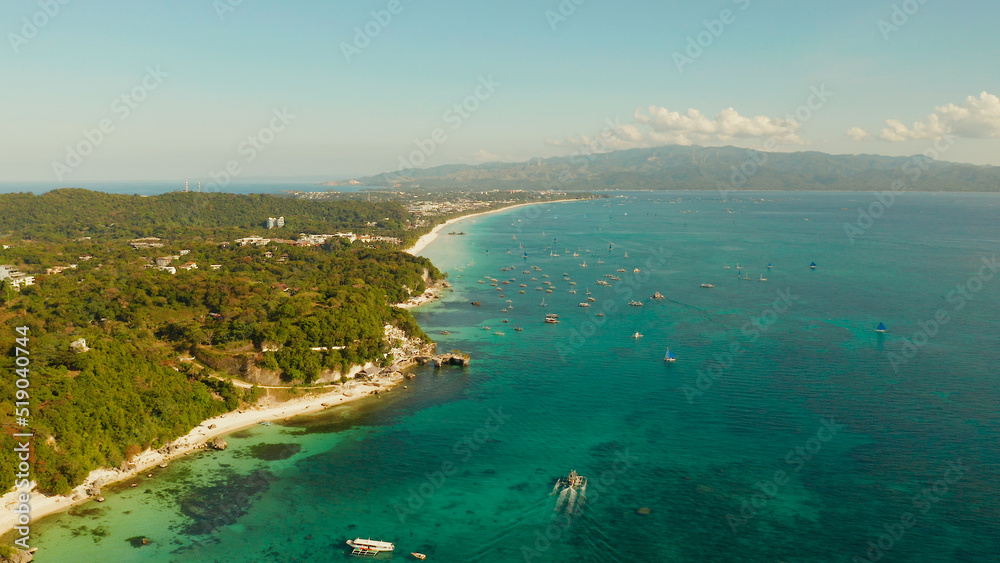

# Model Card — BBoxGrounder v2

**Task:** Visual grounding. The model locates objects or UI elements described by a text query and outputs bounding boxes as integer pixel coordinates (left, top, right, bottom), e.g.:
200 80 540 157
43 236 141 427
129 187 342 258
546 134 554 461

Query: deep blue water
18 191 1000 562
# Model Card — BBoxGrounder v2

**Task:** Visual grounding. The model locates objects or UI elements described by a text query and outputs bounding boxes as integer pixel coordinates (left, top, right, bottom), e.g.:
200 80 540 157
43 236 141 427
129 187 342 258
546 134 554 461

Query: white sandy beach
405 199 580 256
0 376 399 537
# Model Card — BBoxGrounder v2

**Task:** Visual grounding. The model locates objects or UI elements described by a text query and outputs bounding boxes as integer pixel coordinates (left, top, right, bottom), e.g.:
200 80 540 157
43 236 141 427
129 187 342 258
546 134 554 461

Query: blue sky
2 0 999 183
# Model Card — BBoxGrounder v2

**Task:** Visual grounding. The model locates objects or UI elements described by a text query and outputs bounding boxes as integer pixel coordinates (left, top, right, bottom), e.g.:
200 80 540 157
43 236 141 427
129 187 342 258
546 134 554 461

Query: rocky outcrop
157 441 180 456
207 437 228 451
416 353 470 367
0 547 34 563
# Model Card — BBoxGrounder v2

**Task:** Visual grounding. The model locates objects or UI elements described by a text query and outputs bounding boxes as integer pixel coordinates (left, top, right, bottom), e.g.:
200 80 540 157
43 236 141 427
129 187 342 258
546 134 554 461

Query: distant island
326 144 1000 192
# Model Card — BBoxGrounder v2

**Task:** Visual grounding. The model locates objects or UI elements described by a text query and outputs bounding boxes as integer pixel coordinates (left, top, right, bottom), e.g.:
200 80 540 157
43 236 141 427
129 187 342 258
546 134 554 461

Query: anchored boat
347 538 395 556
557 470 587 489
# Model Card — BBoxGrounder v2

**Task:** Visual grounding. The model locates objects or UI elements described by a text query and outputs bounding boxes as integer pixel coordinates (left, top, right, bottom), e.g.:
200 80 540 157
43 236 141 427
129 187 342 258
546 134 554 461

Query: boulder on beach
0 548 33 563
207 437 228 450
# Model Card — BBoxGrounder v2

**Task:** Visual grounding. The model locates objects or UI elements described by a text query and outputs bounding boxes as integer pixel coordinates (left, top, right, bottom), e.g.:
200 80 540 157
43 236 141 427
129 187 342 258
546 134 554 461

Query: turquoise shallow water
13 191 1000 562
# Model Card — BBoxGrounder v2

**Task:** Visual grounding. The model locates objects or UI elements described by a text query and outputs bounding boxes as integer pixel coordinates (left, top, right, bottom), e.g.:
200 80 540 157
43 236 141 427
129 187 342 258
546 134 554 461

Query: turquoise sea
14 191 1000 562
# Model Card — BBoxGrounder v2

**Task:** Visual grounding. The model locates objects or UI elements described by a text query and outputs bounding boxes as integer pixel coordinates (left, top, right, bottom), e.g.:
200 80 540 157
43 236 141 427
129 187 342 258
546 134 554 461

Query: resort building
0 265 35 290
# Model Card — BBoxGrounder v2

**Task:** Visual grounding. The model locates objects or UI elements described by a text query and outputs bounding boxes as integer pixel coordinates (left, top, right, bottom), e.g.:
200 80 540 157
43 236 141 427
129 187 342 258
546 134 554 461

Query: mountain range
325 145 1000 192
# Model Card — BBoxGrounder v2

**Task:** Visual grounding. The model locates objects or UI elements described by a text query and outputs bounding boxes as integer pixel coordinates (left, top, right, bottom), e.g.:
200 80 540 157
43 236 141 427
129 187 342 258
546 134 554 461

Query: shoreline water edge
0 198 580 540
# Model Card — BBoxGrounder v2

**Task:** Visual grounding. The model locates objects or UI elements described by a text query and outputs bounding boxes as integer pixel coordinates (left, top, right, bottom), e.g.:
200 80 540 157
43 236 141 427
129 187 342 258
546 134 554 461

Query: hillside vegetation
0 190 439 494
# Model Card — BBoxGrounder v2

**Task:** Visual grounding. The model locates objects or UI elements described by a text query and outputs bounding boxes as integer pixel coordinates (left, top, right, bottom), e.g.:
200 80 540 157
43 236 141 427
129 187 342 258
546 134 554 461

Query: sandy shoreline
405 199 582 256
2 197 583 541
0 376 402 539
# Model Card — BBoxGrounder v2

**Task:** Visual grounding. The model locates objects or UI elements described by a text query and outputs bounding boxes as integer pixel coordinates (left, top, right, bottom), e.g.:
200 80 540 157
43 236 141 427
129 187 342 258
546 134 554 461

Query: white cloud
852 92 1000 142
471 149 501 162
547 105 803 152
846 127 870 141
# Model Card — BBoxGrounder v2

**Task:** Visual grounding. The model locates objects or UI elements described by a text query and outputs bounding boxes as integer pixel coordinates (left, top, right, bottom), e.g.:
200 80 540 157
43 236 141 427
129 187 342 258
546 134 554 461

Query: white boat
633 331 642 339
347 538 395 555
664 349 676 362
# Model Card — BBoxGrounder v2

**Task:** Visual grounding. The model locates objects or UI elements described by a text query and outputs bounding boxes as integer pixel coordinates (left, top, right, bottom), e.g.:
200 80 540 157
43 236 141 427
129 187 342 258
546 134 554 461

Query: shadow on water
281 365 473 435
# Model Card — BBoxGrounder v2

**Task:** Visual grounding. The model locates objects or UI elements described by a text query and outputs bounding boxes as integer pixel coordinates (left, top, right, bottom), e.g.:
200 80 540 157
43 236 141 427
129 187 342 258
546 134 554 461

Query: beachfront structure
356 234 402 245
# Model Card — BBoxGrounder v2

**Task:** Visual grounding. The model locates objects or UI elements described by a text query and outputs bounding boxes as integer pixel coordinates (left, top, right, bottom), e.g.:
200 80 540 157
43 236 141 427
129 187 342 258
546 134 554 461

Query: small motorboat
412 553 427 560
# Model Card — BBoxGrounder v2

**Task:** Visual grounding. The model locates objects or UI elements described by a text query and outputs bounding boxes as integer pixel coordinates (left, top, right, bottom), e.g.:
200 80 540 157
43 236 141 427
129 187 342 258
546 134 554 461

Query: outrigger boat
347 538 395 557
557 470 587 489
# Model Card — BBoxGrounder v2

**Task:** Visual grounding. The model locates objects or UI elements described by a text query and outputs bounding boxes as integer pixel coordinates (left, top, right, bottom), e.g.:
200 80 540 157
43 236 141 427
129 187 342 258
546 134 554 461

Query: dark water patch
247 442 302 460
67 524 110 544
230 429 255 439
177 469 277 535
68 506 105 518
126 535 152 548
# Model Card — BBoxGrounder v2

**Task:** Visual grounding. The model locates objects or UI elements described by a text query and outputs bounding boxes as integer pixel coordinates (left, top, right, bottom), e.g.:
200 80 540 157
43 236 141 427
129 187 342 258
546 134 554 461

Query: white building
0 265 34 290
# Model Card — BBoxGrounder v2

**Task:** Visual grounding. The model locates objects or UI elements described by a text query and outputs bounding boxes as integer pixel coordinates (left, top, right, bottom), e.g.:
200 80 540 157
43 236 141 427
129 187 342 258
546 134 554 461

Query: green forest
0 189 416 244
0 190 442 494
